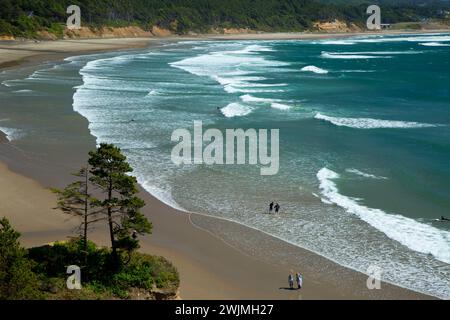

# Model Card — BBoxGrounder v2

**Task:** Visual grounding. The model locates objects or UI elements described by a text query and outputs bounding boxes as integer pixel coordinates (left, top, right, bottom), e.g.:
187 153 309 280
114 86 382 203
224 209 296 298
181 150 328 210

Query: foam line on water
301 65 329 74
420 42 450 47
271 102 292 110
314 113 440 129
346 168 388 180
170 44 289 96
317 168 450 264
321 52 392 59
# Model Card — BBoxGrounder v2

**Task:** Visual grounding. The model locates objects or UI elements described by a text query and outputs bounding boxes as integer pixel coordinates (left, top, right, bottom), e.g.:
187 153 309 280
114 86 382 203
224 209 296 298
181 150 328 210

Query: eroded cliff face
313 19 362 32
0 35 15 40
63 26 154 39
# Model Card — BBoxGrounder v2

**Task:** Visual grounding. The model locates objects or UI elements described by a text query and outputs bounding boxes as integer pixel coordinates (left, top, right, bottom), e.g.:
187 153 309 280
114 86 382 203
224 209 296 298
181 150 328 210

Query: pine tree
52 166 100 254
0 217 42 299
88 143 152 268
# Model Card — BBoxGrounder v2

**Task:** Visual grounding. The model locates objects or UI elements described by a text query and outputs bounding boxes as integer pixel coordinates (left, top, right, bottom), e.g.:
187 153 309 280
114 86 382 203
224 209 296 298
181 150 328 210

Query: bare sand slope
0 162 78 239
0 38 155 69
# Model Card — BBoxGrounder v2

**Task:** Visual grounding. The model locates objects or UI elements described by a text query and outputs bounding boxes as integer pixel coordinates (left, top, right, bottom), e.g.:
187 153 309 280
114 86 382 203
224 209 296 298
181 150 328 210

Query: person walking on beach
296 273 303 289
274 203 280 214
269 202 274 214
288 274 294 289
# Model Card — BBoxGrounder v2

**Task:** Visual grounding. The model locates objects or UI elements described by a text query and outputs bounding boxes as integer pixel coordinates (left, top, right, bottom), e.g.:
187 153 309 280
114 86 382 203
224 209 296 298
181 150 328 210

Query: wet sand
0 36 438 299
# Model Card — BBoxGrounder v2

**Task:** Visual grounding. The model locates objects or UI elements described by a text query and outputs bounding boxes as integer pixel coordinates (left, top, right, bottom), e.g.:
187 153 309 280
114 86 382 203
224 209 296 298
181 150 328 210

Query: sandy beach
2 29 447 69
0 33 440 299
0 38 161 69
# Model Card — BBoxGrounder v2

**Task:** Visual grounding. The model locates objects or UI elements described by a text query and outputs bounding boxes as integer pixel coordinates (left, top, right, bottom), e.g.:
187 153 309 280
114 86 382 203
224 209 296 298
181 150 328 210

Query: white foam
339 70 376 73
420 42 450 47
139 180 187 212
146 89 160 97
220 103 252 117
327 51 421 55
318 40 357 45
346 168 388 180
321 52 391 59
356 34 450 44
0 126 22 141
170 44 289 95
1 80 17 87
13 89 34 93
224 85 286 94
314 113 439 129
271 102 292 110
301 65 329 74
240 94 277 104
317 168 450 264
227 44 275 54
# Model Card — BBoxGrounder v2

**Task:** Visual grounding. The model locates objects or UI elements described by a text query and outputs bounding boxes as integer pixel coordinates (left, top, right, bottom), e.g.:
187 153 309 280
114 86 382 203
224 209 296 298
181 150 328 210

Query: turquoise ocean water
1 33 450 298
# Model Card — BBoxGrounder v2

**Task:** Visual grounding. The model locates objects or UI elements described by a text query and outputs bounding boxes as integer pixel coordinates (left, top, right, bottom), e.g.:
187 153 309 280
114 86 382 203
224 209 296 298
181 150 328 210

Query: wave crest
314 113 439 129
317 167 450 264
301 65 329 74
220 103 252 118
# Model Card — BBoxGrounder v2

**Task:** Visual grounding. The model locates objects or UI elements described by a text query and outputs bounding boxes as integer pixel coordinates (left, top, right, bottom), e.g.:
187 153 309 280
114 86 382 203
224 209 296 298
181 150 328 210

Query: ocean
1 33 450 298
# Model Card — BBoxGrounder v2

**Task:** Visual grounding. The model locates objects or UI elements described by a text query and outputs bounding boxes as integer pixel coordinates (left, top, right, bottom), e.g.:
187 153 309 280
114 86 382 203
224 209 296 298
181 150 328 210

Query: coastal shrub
0 19 15 36
0 217 43 300
47 22 64 38
28 239 110 282
27 239 179 299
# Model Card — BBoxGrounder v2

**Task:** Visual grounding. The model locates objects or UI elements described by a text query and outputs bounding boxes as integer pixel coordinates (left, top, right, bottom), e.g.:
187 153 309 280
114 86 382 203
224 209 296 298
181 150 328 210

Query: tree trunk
83 167 88 253
107 175 118 268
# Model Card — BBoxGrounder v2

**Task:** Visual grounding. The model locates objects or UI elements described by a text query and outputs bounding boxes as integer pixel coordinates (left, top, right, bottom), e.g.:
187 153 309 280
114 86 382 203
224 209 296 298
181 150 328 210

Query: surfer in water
440 216 450 222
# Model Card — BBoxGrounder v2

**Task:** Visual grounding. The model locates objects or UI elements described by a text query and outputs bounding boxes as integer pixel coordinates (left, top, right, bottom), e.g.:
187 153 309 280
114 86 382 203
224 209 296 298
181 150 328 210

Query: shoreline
2 29 450 70
0 34 441 299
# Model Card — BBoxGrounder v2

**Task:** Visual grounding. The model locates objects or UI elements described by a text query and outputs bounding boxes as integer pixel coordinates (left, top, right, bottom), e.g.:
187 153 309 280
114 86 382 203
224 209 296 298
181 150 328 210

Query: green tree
0 217 42 300
88 143 152 268
52 166 102 255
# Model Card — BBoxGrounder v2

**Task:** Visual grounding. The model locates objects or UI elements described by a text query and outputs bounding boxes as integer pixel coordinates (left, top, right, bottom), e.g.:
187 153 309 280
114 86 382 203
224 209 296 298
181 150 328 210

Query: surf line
171 121 279 176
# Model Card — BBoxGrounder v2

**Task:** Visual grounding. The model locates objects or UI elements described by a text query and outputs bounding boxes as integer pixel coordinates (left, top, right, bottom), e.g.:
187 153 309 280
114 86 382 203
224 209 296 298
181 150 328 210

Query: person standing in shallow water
296 273 302 289
288 274 294 289
274 203 280 214
269 202 274 214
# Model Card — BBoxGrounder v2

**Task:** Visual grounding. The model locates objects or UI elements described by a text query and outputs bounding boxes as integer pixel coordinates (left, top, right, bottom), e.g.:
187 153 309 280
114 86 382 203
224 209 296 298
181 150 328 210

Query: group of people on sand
269 202 280 214
288 273 303 290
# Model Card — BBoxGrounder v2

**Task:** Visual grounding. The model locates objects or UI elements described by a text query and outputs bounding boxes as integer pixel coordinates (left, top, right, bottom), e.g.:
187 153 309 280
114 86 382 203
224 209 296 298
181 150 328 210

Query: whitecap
356 34 450 44
327 51 421 55
240 94 277 104
271 102 292 110
346 168 388 180
317 167 450 264
301 65 329 74
317 40 357 45
220 103 252 118
170 44 289 95
13 89 34 94
146 89 160 97
314 113 439 129
420 42 450 47
321 52 391 59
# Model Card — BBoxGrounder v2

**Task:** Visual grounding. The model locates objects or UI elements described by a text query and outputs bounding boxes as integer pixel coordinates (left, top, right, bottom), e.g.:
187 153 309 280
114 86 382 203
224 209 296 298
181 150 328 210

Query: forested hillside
0 0 448 38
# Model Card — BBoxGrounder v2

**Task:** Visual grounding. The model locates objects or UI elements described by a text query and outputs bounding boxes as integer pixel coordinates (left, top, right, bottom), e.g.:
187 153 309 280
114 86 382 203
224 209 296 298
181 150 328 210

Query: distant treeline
0 0 449 37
